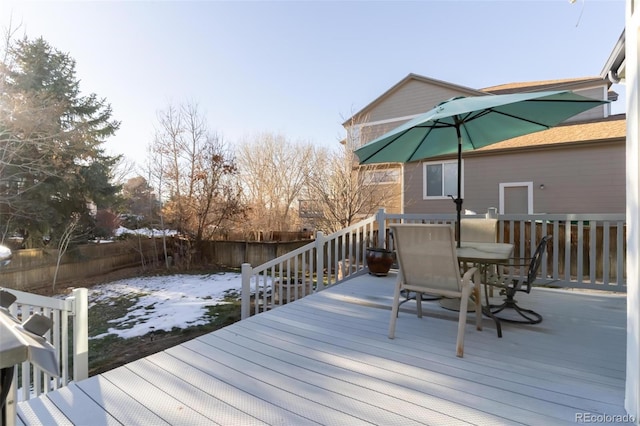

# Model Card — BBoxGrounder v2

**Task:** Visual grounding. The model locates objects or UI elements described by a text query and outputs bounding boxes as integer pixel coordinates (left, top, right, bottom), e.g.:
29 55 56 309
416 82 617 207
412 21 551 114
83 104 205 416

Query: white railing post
71 288 88 381
241 263 252 320
5 368 17 426
376 208 387 248
315 231 324 291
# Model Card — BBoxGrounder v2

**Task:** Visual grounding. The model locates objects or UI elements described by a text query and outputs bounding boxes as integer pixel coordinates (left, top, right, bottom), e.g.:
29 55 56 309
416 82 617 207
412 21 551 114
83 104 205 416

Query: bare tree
52 213 80 291
111 156 138 187
304 119 401 234
150 102 245 265
236 132 315 237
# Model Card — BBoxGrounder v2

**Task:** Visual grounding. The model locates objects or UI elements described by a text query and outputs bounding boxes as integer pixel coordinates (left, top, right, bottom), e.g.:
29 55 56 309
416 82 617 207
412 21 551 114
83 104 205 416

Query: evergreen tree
0 37 121 247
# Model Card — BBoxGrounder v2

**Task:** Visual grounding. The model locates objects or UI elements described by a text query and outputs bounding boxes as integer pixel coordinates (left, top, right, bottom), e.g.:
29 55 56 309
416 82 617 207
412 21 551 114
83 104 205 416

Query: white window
363 169 400 185
422 160 463 199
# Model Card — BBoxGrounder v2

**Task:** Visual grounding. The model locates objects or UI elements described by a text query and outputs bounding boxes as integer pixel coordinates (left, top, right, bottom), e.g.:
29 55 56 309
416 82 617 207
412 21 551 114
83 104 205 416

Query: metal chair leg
486 296 543 324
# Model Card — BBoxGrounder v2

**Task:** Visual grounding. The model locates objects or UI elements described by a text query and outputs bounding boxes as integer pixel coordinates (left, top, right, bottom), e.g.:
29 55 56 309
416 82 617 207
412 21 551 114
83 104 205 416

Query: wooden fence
0 238 310 294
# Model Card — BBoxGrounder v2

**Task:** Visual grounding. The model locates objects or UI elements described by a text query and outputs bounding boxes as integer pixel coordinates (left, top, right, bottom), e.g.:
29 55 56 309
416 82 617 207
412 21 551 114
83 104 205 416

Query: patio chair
388 224 481 358
460 218 498 289
460 218 498 243
483 235 552 324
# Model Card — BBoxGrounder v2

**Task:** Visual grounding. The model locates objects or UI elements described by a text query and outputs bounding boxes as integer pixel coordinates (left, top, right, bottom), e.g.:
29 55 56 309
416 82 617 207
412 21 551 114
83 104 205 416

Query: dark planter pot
366 248 394 276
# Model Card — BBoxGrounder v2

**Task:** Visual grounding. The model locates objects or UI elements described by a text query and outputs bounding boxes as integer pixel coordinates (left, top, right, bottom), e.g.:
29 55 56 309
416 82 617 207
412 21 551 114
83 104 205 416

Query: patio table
439 241 514 337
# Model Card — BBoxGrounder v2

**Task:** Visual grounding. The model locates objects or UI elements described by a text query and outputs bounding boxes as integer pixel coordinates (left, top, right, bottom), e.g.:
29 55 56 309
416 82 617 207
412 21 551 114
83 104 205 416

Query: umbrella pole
455 126 463 248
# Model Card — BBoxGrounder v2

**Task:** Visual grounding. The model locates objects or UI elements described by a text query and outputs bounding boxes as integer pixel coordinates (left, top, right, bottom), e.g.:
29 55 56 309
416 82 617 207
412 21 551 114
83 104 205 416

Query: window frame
363 168 400 186
422 159 464 200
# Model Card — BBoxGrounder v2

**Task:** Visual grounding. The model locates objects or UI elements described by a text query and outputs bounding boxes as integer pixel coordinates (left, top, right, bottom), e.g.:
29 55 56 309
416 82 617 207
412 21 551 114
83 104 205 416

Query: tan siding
367 80 467 122
404 143 625 214
360 122 408 145
371 181 403 214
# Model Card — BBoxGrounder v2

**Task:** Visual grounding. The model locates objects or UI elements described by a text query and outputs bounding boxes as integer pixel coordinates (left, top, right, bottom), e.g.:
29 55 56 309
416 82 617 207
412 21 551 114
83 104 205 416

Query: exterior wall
365 80 473 122
360 121 409 145
354 78 480 215
403 141 626 215
569 86 610 121
366 167 403 214
351 74 618 219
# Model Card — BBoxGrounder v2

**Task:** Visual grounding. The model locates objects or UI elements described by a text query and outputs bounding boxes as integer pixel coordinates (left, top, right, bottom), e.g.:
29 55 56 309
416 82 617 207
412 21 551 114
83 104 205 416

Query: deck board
190 332 478 425
45 383 122 426
17 271 628 425
243 303 607 423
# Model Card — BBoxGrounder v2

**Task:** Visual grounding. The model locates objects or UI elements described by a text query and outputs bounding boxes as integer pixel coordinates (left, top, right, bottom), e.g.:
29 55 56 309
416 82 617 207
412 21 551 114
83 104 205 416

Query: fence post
315 231 324 290
71 288 88 381
376 208 387 248
241 263 252 320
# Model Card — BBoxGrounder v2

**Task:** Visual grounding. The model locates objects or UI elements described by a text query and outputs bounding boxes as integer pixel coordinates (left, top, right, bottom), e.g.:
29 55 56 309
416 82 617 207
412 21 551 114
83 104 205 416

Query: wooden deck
16 271 628 425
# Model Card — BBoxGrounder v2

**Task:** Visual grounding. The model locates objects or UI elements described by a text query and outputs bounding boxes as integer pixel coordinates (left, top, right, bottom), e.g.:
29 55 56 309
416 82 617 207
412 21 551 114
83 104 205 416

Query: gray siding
404 142 625 215
567 87 608 122
366 80 470 122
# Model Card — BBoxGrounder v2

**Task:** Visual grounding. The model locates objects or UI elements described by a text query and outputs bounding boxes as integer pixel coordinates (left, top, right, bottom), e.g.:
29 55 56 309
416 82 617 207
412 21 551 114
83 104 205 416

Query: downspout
608 69 622 84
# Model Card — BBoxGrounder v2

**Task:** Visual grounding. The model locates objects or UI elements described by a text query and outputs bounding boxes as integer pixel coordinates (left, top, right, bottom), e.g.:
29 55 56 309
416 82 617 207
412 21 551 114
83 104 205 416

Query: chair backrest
460 218 498 243
390 224 462 292
524 235 553 291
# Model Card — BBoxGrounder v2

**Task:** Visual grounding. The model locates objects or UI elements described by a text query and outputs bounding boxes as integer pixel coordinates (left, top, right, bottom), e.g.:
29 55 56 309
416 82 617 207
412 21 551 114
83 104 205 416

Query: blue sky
1 1 626 166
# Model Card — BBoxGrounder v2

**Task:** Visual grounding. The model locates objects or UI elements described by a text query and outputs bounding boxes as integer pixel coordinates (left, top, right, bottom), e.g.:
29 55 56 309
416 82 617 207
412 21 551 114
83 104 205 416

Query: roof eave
600 29 626 84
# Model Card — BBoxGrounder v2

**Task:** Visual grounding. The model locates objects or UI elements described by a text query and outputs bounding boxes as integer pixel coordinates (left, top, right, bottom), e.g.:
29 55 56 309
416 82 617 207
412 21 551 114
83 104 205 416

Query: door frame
499 182 533 214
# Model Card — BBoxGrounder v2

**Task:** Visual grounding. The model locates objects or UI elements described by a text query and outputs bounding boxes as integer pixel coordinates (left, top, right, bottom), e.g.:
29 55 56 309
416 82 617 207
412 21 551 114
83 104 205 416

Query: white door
499 182 533 214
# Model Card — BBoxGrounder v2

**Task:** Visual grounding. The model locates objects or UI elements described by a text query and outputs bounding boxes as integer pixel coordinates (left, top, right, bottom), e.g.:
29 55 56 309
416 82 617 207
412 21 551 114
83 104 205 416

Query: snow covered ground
112 227 179 238
88 272 242 339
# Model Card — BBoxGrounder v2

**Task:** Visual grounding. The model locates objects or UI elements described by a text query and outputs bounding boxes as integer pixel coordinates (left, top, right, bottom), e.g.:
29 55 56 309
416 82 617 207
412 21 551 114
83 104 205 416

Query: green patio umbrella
354 90 607 247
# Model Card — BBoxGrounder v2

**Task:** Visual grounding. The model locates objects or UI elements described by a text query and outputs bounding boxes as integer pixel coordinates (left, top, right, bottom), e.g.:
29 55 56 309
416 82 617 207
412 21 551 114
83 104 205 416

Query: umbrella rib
360 128 413 162
486 109 551 127
407 124 438 161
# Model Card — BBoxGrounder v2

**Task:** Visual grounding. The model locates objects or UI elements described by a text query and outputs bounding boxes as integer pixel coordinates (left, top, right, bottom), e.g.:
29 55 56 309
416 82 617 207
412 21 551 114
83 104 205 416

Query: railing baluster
603 222 611 286
589 221 597 285
61 309 69 386
564 221 572 282
577 221 584 285
553 221 560 280
617 221 624 288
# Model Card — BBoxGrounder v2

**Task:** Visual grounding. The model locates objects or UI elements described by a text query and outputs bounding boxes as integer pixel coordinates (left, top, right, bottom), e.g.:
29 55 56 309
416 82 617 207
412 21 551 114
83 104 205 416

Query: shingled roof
475 113 626 153
480 77 604 95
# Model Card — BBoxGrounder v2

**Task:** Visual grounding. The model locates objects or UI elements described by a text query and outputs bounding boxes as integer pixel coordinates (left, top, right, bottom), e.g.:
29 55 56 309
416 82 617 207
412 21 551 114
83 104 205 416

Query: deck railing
240 209 626 319
3 287 88 413
383 211 626 291
241 214 379 319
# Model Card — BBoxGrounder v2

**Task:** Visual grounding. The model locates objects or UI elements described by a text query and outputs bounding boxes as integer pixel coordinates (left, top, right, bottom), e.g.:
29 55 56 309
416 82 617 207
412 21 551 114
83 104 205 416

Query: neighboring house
344 73 626 216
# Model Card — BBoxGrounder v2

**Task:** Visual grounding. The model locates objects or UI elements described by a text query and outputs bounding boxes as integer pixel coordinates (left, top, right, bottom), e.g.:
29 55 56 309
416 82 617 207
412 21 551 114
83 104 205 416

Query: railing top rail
3 287 70 311
498 213 625 221
250 239 317 275
250 215 379 276
384 213 625 221
385 213 457 221
324 215 377 239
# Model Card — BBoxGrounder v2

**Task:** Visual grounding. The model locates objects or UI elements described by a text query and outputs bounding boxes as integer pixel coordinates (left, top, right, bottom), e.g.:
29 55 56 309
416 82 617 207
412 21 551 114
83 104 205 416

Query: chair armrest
461 266 478 287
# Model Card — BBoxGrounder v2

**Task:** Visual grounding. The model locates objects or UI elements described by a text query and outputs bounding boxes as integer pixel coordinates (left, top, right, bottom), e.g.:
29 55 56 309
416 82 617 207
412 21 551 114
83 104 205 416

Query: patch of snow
88 272 242 340
113 227 178 238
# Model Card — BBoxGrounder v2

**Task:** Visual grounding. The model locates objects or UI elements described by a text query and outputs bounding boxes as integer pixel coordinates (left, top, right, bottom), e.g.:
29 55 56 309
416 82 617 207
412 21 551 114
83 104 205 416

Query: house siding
365 80 472 122
403 142 625 215
568 86 610 122
348 73 622 218
360 122 407 145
